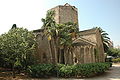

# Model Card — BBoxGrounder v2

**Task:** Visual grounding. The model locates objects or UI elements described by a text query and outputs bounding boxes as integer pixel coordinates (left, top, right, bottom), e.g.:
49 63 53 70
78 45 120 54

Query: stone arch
74 57 77 63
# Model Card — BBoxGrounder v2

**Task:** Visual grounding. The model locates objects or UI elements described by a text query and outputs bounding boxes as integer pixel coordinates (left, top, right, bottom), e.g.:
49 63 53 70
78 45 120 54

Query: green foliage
27 62 112 78
58 63 111 77
0 27 36 70
58 65 75 77
27 64 55 78
42 10 78 64
58 22 78 47
107 48 120 57
41 10 56 29
42 10 78 46
95 27 110 52
112 58 120 63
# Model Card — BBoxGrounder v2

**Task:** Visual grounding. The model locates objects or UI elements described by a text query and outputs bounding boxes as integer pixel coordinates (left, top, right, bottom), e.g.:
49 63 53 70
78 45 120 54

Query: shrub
58 65 75 77
27 64 55 78
112 58 120 63
58 62 112 77
57 63 112 77
27 62 112 78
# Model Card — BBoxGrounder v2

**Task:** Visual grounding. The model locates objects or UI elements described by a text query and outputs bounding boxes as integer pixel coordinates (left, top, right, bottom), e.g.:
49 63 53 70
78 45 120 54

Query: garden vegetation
0 25 36 77
27 62 112 78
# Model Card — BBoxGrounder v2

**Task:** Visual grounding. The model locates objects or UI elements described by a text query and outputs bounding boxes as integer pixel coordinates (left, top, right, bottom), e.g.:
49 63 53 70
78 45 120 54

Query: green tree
41 10 57 63
0 27 36 77
107 48 120 57
42 11 78 64
58 22 78 64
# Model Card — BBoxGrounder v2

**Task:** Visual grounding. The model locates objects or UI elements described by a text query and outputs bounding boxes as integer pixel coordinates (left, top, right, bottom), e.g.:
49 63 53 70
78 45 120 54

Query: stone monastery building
33 3 105 64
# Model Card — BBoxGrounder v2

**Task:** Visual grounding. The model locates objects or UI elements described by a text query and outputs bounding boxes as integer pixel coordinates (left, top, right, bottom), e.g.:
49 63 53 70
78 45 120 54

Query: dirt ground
84 63 120 80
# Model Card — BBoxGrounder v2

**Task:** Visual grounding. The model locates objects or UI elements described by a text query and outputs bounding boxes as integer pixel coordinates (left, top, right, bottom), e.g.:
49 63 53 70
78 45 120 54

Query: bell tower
49 3 79 28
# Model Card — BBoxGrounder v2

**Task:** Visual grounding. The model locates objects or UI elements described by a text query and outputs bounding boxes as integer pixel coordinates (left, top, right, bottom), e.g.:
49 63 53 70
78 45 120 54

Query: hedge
27 62 112 78
58 62 112 77
112 58 120 63
27 64 55 78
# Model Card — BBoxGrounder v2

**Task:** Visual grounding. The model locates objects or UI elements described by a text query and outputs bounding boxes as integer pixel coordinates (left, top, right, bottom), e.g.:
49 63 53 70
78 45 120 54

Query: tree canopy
107 48 120 57
42 10 78 64
0 27 36 77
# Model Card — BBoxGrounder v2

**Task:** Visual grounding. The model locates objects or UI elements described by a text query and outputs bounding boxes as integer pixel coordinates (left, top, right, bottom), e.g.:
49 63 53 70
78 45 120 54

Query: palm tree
98 27 110 52
42 10 78 64
58 22 78 64
41 10 58 64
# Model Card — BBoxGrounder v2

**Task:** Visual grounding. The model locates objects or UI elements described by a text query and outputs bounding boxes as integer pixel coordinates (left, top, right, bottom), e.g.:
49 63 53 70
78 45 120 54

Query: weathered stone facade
34 29 58 64
33 3 105 64
49 3 79 28
79 28 105 62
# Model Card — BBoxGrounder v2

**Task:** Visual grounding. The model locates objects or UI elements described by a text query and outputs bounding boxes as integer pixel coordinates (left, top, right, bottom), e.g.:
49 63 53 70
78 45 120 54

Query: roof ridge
73 37 96 46
80 28 97 32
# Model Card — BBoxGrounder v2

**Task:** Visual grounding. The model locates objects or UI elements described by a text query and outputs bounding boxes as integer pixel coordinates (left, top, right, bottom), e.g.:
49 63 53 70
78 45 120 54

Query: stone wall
33 30 51 63
71 45 96 64
49 6 60 24
59 6 78 25
72 37 96 64
96 29 105 62
79 28 105 62
49 4 79 28
33 29 58 64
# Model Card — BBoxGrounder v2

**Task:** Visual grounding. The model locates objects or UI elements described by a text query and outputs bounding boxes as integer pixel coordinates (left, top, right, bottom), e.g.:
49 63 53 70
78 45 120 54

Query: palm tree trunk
53 38 58 64
64 47 69 65
48 40 53 63
59 48 61 63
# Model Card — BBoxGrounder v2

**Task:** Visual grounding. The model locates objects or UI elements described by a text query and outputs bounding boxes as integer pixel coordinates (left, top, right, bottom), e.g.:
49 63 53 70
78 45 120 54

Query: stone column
92 46 95 63
89 46 92 63
85 46 90 63
84 46 87 63
86 46 89 63
77 47 81 64
90 46 94 63
81 46 84 64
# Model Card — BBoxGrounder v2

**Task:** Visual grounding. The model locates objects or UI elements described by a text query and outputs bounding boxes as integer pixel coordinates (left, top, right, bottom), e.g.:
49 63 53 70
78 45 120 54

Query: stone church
33 3 105 64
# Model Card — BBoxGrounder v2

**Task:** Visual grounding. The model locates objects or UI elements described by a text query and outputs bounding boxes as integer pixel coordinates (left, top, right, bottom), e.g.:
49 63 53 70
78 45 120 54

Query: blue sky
0 0 120 47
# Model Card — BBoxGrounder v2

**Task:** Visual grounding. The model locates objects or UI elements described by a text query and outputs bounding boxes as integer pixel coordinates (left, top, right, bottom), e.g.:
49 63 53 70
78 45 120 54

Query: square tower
49 3 79 28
